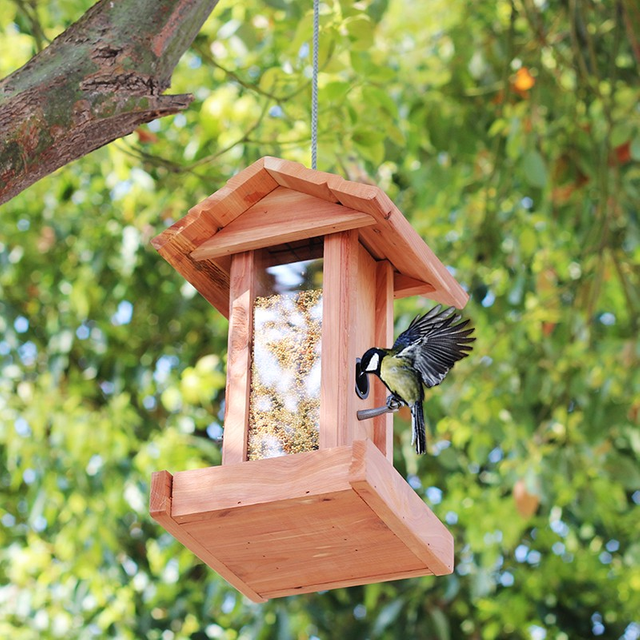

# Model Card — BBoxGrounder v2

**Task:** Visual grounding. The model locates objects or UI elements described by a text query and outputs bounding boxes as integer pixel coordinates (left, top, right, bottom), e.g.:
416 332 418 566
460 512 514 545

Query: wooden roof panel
263 155 341 203
188 157 279 228
190 187 376 261
151 156 469 314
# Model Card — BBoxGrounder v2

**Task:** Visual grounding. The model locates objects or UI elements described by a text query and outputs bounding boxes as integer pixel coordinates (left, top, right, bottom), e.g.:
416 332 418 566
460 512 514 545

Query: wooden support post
373 260 395 461
320 230 359 449
353 243 376 446
222 251 255 465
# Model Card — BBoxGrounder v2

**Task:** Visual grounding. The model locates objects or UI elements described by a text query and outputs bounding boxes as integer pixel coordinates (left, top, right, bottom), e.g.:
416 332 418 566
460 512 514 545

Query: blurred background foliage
1 0 640 638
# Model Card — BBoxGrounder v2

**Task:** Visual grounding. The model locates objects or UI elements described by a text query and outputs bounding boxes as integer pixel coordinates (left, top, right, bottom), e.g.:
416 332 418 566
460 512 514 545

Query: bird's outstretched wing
393 305 475 388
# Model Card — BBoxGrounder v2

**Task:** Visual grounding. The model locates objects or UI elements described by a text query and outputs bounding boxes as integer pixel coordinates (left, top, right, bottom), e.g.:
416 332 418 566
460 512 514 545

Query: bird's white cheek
365 353 379 372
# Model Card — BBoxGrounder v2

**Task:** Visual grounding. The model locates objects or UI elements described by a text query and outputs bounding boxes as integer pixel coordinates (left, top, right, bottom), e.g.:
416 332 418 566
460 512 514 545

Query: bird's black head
360 348 386 376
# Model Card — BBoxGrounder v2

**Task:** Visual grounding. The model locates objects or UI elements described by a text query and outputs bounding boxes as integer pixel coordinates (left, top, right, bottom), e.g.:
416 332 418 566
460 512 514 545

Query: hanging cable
311 0 320 169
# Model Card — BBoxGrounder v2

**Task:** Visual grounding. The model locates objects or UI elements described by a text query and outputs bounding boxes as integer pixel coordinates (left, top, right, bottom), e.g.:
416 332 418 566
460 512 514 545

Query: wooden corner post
320 230 359 449
373 260 394 460
221 251 255 465
319 230 394 459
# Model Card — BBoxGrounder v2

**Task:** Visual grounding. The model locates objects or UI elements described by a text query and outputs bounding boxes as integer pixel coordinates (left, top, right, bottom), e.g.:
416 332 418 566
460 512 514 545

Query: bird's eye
355 358 370 399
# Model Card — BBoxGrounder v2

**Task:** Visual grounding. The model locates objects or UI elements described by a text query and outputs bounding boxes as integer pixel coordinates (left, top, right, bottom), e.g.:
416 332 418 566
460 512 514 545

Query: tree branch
0 0 219 205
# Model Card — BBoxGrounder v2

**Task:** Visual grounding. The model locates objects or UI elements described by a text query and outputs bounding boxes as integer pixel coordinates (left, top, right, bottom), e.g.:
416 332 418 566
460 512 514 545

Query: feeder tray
149 157 468 601
151 440 452 602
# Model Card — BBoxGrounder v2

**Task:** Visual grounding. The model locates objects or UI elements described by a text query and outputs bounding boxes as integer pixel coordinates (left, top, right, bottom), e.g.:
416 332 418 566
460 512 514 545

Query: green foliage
1 0 639 638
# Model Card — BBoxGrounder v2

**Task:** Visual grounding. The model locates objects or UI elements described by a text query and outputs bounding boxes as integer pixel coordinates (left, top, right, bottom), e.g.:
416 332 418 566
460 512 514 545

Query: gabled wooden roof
151 157 468 318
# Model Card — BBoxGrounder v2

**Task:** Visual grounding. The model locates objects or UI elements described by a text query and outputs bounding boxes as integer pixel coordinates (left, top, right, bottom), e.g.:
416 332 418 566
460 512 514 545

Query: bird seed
247 288 322 460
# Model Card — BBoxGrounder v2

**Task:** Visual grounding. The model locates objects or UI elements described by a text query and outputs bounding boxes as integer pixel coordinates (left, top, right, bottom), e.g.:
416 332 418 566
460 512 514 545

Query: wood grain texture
263 156 342 203
221 252 255 465
184 488 428 597
152 441 453 599
187 158 279 228
327 177 468 309
172 446 354 522
328 178 395 219
353 244 377 445
393 273 437 299
349 440 454 575
190 187 375 261
374 260 395 460
151 207 231 318
320 231 359 449
262 564 434 599
149 469 173 520
149 471 266 603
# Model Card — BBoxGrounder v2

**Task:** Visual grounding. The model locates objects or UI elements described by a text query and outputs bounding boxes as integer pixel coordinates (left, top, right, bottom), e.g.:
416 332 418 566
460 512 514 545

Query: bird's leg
386 394 403 411
356 394 403 421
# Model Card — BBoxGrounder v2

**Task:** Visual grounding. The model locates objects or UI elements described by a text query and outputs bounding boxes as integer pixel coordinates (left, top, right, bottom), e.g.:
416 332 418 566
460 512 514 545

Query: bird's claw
356 395 403 421
386 395 403 411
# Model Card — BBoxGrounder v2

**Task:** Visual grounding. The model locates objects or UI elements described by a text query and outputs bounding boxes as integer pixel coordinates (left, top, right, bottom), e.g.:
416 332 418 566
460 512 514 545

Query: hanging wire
311 0 320 169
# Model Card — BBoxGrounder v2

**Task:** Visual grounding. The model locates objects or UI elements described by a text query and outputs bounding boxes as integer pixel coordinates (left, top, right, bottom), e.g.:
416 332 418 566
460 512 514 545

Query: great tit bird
359 305 475 454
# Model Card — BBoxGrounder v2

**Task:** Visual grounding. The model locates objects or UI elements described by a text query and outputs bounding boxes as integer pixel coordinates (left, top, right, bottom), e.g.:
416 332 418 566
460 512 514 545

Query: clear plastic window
247 241 323 460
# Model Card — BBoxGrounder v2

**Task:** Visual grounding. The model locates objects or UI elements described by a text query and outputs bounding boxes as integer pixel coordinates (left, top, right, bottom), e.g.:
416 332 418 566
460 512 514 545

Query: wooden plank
262 565 433 599
190 187 375 261
153 442 453 599
187 158 279 228
221 252 255 465
358 222 464 307
329 179 395 220
330 179 468 308
349 440 454 575
320 230 359 449
149 469 173 520
151 208 231 318
149 471 266 603
393 273 436 299
374 260 395 461
172 446 354 522
358 209 468 308
262 156 342 203
183 488 428 595
380 205 468 308
353 243 377 445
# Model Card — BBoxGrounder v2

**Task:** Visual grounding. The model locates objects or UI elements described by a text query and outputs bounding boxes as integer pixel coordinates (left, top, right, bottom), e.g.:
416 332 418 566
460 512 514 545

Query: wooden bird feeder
149 157 468 602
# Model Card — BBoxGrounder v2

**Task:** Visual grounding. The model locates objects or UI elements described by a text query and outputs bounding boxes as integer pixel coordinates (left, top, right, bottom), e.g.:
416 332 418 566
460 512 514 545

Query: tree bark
0 0 219 205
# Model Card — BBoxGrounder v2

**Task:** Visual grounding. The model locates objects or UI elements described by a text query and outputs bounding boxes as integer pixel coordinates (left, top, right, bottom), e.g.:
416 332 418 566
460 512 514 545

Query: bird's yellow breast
379 355 422 404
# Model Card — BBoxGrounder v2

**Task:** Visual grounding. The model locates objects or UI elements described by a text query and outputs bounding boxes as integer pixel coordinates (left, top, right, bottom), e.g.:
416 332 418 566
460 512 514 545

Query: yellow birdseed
247 289 322 460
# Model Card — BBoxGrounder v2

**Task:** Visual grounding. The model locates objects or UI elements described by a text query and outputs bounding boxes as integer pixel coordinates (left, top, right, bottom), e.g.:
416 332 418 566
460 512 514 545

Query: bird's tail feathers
411 401 427 455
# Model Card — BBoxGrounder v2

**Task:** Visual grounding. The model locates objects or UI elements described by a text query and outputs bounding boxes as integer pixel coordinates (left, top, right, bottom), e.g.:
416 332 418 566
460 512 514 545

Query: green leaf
430 607 451 640
606 454 640 490
373 599 403 635
522 149 548 188
352 127 385 147
324 81 351 102
362 86 398 118
344 15 375 51
610 122 633 147
488 118 508 137
519 227 537 257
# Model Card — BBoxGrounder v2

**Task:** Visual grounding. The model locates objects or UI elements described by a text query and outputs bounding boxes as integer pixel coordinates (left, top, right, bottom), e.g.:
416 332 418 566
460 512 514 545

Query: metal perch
357 394 404 421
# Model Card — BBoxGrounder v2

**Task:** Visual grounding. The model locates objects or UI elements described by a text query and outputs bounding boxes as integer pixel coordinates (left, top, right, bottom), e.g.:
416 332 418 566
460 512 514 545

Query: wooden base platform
150 439 453 602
